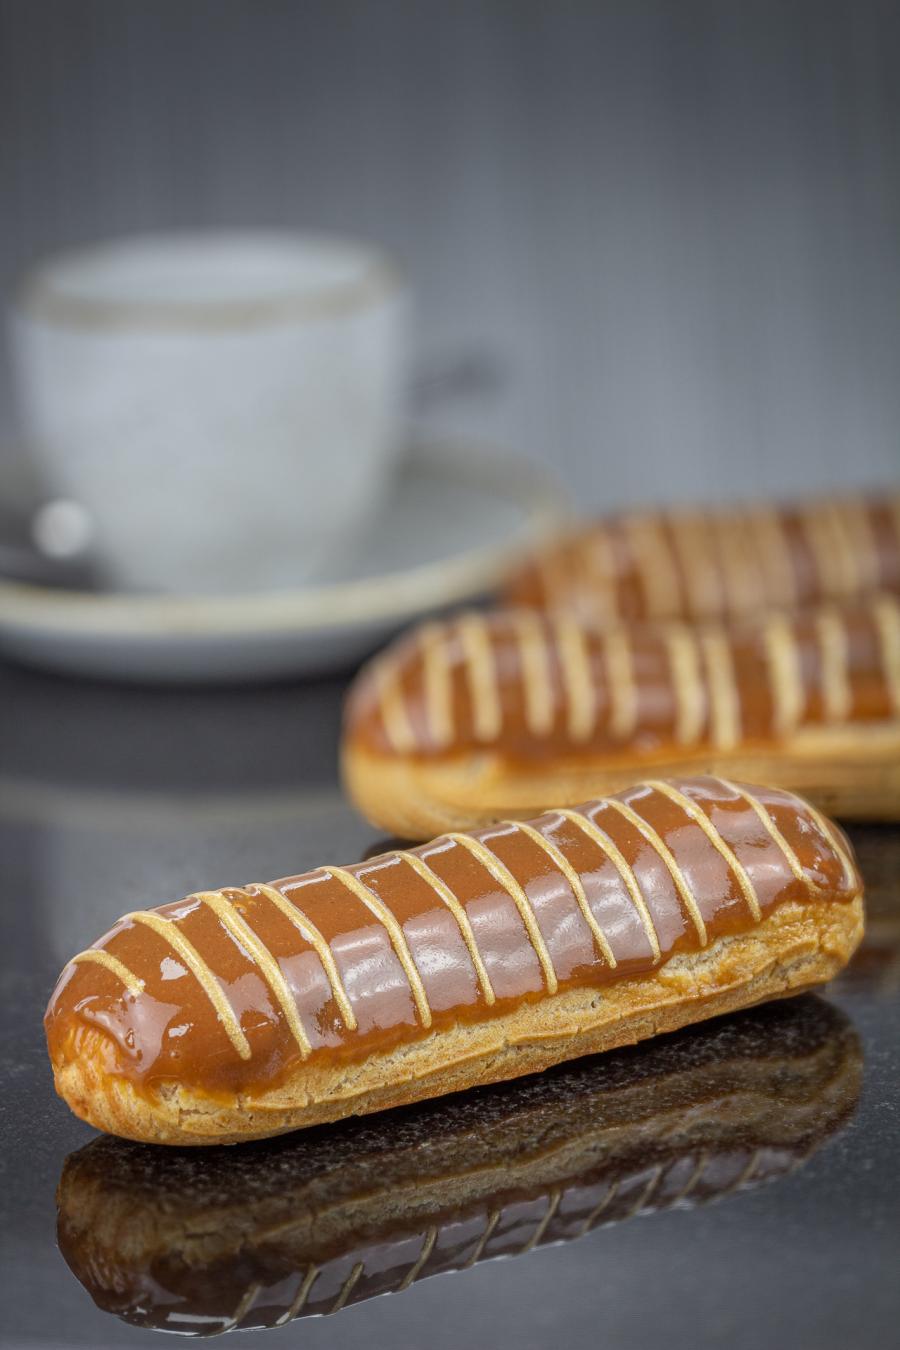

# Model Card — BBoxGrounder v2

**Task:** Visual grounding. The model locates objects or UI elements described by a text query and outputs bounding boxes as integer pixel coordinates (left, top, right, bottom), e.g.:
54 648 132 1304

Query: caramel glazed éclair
342 595 900 835
46 777 863 1144
503 490 900 624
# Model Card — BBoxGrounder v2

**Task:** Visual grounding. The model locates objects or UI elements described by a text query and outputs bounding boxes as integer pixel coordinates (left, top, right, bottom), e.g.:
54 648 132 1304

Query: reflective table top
1 661 898 1350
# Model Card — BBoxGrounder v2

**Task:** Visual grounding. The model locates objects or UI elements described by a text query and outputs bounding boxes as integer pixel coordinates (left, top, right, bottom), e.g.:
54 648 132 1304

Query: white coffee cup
10 231 408 593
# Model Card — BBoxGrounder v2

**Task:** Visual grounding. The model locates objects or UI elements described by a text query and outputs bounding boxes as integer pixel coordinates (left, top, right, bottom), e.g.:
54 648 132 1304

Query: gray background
1 0 899 511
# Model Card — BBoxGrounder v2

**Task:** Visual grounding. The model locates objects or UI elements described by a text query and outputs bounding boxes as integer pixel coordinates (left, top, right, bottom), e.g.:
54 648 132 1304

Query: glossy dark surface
1 660 898 1349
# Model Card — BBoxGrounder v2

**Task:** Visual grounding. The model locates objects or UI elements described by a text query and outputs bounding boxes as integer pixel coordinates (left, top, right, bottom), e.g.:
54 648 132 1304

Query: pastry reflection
57 995 860 1338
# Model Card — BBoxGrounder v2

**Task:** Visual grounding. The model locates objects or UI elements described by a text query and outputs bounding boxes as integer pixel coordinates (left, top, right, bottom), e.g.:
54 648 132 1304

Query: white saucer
0 446 567 682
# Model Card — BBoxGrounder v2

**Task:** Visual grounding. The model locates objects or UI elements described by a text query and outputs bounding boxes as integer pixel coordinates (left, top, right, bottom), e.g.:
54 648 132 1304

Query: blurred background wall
1 0 898 512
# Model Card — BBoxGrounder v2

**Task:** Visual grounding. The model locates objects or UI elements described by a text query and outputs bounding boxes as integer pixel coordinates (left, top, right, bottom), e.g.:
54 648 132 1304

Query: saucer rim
0 446 568 638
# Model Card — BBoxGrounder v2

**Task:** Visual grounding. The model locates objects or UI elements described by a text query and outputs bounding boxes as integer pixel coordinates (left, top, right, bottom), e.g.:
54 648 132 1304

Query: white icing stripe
586 528 620 619
512 610 555 736
667 512 724 620
397 1227 438 1291
419 622 454 748
398 850 496 1004
197 891 312 1058
699 628 742 749
329 1261 364 1315
752 508 798 609
842 499 880 591
803 802 858 893
871 594 900 715
662 622 705 745
557 808 661 962
463 1210 502 1267
815 607 852 721
126 910 252 1060
373 658 417 753
604 797 708 944
512 819 617 968
445 832 559 994
277 1266 320 1326
605 628 638 739
252 883 357 1031
579 1180 619 1234
717 779 820 896
827 503 863 594
623 515 681 618
762 612 805 738
328 867 432 1027
553 614 596 742
645 781 761 922
71 949 144 997
457 613 502 742
519 1189 562 1253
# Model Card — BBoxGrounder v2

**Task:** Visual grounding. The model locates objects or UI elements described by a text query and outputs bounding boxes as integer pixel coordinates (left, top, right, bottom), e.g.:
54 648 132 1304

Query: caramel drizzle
397 849 496 1004
552 614 597 742
667 513 724 620
444 832 559 993
752 508 798 609
278 1265 320 1326
578 1180 619 1235
762 612 805 738
814 607 851 721
520 1189 562 1253
457 612 502 742
512 820 617 968
328 1261 364 1315
556 808 661 962
463 1210 502 1267
645 781 761 922
252 883 357 1030
662 622 705 745
397 1226 438 1291
699 627 741 749
511 610 555 736
71 949 144 997
871 594 900 714
419 622 454 748
196 891 312 1059
125 910 252 1060
328 867 433 1027
605 627 638 739
624 515 681 618
717 779 821 897
604 797 708 944
374 658 417 753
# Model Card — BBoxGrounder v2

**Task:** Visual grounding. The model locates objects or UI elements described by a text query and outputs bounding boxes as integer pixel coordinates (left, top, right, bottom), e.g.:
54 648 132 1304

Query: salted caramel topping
512 610 555 736
872 594 900 714
420 623 455 748
802 804 857 893
645 781 761 922
552 613 596 742
443 832 559 993
511 820 617 968
396 850 497 1004
458 612 502 742
196 891 312 1059
556 807 662 962
699 628 741 750
251 883 358 1030
815 607 851 721
71 950 144 998
605 628 638 739
604 797 708 944
662 623 704 744
125 910 252 1061
763 612 805 737
327 866 433 1027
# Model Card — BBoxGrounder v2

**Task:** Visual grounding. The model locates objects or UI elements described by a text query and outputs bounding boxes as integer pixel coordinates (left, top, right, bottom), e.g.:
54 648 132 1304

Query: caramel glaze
45 777 860 1100
344 597 900 762
504 492 900 624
